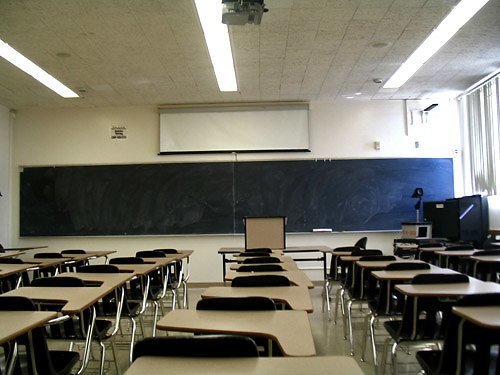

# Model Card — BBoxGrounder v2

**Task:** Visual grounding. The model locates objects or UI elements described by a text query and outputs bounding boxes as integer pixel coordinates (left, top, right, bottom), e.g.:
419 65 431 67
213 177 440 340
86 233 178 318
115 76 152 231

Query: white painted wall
0 105 11 247
9 100 460 282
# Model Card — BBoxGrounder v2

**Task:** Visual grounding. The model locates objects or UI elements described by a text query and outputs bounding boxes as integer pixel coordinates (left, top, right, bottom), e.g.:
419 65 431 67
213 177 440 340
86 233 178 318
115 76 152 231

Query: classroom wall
9 100 461 282
0 105 11 247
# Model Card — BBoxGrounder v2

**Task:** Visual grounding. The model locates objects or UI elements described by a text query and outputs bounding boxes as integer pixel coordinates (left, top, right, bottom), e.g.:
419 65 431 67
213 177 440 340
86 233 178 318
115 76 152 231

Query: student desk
156 309 316 356
470 254 500 278
0 246 48 251
0 263 38 277
452 305 500 329
125 356 365 375
3 273 131 374
433 250 477 268
236 255 296 263
232 250 285 258
0 310 58 374
230 262 300 271
201 286 313 312
415 246 446 260
395 277 500 297
225 270 314 289
219 246 331 281
0 251 24 258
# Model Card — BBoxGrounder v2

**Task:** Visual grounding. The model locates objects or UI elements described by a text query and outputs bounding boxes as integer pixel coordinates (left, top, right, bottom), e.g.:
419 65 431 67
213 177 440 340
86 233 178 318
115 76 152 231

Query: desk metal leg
76 305 96 375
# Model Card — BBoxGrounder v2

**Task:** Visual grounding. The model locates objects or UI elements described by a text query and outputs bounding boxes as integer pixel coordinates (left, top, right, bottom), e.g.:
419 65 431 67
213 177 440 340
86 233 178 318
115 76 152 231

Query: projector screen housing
159 103 310 154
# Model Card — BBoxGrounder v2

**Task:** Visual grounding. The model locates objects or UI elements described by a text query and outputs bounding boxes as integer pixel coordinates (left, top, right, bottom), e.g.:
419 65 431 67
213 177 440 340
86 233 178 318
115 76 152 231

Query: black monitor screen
423 200 459 240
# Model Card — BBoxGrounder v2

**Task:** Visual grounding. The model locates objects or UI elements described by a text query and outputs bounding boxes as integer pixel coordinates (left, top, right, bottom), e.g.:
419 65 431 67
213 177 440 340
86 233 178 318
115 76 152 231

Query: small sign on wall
111 126 127 140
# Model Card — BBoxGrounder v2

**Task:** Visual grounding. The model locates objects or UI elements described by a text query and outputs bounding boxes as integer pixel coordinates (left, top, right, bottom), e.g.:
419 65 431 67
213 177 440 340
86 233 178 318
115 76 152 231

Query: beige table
452 305 500 329
125 356 364 375
156 309 316 356
3 272 131 374
225 270 314 288
236 255 296 263
0 310 57 345
395 277 500 297
433 250 477 268
201 286 313 312
0 251 24 258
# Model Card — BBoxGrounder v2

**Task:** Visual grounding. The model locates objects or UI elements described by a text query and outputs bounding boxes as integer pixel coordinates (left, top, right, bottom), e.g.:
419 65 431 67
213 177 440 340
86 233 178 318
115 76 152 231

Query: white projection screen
159 104 310 153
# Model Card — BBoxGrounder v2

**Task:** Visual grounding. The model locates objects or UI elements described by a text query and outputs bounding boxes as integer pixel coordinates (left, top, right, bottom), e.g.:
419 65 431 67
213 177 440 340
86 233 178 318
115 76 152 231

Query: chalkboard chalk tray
20 158 454 236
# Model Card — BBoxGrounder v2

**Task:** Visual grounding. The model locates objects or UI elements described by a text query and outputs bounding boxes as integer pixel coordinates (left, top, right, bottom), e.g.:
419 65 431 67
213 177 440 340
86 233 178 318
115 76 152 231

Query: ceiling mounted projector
222 0 268 25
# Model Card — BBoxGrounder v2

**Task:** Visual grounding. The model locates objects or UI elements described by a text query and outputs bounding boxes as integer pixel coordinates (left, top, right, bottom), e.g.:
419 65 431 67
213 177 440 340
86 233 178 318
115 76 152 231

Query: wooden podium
244 216 286 250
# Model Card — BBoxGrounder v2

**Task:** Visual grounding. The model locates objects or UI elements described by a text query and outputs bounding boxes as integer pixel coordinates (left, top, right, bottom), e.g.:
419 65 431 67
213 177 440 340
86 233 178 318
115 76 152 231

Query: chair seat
49 350 80 375
415 350 441 375
94 319 113 340
125 301 141 317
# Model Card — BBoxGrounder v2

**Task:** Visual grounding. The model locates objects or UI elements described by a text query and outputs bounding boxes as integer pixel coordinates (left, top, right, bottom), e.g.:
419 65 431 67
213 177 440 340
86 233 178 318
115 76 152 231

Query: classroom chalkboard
20 158 454 236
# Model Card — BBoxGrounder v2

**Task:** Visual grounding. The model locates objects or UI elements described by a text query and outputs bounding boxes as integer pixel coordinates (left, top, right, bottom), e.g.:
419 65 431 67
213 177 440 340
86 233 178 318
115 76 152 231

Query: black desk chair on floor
245 247 272 253
153 249 186 309
380 273 470 375
32 253 64 278
242 257 282 264
30 276 121 375
231 275 291 287
196 296 279 356
136 251 171 313
132 335 259 361
60 249 87 272
237 264 284 272
416 293 500 375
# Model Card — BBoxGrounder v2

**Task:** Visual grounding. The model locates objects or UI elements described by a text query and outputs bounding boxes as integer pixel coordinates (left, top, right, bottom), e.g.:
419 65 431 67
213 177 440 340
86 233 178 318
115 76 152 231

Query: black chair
360 262 431 374
380 273 470 375
231 275 291 287
33 253 64 278
136 251 170 317
237 252 271 257
0 296 80 375
416 293 500 375
196 297 276 311
344 255 396 355
153 249 184 307
30 276 119 375
132 335 259 360
109 257 144 265
354 237 368 249
444 244 475 272
77 263 142 365
416 242 444 264
0 258 29 292
60 249 87 272
196 296 280 356
242 257 281 264
237 264 284 272
245 248 272 253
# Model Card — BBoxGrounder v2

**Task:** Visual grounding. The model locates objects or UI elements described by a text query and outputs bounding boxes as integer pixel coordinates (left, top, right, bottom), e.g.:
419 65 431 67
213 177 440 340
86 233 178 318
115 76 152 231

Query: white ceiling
0 0 499 109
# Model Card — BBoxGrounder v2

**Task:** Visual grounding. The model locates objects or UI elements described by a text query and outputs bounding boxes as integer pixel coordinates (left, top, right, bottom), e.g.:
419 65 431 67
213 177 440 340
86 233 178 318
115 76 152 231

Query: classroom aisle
73 285 422 375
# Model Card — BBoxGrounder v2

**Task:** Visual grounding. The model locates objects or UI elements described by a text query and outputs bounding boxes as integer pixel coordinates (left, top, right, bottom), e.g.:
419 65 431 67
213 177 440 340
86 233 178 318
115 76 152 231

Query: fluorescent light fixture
384 0 491 89
0 38 78 98
194 0 238 92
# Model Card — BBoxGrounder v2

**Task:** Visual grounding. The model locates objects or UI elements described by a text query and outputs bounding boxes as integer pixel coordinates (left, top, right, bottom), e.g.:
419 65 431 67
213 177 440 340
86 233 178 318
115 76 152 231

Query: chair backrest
445 244 474 251
0 257 24 264
418 242 444 248
351 249 383 256
133 335 259 360
196 296 276 311
153 248 178 254
332 246 360 253
237 264 284 272
0 296 36 310
61 249 86 254
385 262 430 271
358 255 396 262
231 275 291 287
238 252 271 257
354 237 367 249
412 273 469 284
30 276 85 287
136 250 165 258
245 247 272 253
34 252 63 258
242 256 281 264
77 264 119 273
109 257 145 264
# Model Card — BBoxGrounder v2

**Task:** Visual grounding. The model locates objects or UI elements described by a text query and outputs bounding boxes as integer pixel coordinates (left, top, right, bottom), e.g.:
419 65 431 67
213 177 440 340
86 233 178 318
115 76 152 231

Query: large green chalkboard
20 158 454 236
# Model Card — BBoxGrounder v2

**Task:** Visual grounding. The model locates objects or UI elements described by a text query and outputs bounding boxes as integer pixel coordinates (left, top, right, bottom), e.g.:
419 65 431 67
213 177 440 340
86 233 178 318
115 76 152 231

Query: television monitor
423 200 459 240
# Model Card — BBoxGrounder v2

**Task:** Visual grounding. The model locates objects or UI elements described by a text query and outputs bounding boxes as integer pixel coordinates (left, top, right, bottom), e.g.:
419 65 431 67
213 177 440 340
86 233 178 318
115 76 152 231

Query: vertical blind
460 75 500 195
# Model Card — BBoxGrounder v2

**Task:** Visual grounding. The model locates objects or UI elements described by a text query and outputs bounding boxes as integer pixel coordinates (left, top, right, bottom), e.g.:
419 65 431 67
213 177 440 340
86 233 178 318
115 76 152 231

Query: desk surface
434 250 477 257
372 265 457 281
0 246 48 251
356 259 423 269
225 270 314 289
452 306 500 329
0 263 38 277
4 273 131 313
0 311 58 345
0 251 24 258
156 309 315 357
219 246 331 254
110 263 161 276
201 286 313 312
471 255 500 263
236 256 296 264
395 277 500 297
125 356 363 375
